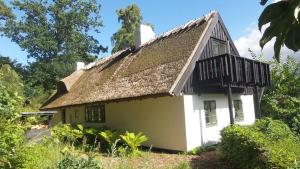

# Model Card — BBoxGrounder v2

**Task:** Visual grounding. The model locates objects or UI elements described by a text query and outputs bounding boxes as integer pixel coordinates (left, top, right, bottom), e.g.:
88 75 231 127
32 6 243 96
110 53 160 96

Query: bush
57 150 102 169
220 118 300 169
99 130 120 155
120 131 148 157
14 139 63 169
261 57 300 135
0 118 25 168
51 124 84 144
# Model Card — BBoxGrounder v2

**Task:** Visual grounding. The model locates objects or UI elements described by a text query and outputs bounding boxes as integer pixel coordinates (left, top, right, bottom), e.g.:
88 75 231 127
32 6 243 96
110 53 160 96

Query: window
212 39 227 56
85 104 105 123
204 101 217 126
234 100 244 121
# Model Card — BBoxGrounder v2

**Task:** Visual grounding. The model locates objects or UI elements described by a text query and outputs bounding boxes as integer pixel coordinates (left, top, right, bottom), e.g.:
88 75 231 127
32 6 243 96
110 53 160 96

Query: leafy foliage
1 0 107 91
261 56 300 135
57 151 102 169
0 0 13 21
259 0 300 61
51 124 84 144
111 4 143 53
0 56 25 77
14 140 63 169
0 64 23 120
0 118 24 168
120 131 148 156
220 118 300 169
99 130 120 147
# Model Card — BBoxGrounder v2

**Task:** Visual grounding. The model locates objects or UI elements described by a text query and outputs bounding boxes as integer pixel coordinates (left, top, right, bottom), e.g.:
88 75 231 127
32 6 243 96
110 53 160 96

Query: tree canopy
1 0 107 91
0 0 13 21
111 4 143 53
3 0 107 61
259 0 300 61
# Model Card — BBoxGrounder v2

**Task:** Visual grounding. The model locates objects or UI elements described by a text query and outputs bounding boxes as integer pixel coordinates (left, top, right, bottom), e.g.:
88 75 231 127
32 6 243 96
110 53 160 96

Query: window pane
85 104 106 123
234 100 244 121
204 101 217 126
212 40 227 56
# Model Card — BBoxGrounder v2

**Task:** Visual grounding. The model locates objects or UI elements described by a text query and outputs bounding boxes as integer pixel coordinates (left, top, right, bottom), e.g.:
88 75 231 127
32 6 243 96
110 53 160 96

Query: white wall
183 94 255 151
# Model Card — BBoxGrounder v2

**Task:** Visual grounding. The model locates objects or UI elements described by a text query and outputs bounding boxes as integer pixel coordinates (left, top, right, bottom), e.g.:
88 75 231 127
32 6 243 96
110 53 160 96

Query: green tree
111 4 143 53
0 0 13 21
0 64 23 120
0 55 25 77
259 0 300 61
2 0 107 90
261 56 300 135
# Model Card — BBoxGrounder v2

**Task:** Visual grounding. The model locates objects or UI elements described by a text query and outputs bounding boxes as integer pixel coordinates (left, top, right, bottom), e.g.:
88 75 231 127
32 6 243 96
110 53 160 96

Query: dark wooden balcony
194 54 271 124
196 54 271 87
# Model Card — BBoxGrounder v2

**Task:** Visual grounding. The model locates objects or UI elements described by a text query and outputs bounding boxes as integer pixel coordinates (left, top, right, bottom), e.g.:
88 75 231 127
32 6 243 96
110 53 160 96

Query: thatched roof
41 11 218 110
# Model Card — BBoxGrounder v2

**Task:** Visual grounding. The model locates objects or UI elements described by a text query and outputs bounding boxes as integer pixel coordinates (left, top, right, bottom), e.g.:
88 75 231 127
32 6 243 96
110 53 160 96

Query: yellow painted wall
50 96 188 151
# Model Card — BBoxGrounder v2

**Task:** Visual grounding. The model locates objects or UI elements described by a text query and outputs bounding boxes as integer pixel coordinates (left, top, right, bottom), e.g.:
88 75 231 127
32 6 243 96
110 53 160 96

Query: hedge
220 118 300 169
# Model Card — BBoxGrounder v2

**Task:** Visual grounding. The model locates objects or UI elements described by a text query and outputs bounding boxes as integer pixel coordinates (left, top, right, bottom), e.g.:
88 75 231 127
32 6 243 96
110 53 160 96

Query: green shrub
0 118 25 168
51 124 84 144
15 140 63 169
120 131 148 157
261 57 300 135
220 118 300 169
99 130 120 147
57 151 102 169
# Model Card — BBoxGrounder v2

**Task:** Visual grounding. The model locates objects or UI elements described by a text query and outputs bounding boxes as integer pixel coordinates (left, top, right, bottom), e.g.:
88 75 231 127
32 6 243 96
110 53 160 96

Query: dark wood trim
227 84 234 124
196 54 270 87
171 12 219 95
216 13 240 56
253 86 261 119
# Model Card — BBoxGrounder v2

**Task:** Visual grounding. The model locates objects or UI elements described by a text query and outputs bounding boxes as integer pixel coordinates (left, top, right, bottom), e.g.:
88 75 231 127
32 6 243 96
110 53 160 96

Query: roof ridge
136 11 217 49
83 11 217 70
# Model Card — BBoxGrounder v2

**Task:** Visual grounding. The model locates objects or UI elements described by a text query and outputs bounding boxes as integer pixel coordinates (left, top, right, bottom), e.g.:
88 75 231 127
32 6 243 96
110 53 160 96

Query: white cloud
234 23 300 61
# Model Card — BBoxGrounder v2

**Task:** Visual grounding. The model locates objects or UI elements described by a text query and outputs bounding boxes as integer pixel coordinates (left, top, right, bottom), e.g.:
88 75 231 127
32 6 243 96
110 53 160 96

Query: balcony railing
196 54 271 87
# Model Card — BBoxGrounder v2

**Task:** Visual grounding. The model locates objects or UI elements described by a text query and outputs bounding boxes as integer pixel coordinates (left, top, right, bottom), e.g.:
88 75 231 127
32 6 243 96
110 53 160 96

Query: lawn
97 150 231 169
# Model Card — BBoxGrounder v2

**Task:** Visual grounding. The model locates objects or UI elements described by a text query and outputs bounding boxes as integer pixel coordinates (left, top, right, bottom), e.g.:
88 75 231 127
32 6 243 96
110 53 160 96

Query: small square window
85 104 105 123
212 39 227 56
234 100 244 121
204 100 217 126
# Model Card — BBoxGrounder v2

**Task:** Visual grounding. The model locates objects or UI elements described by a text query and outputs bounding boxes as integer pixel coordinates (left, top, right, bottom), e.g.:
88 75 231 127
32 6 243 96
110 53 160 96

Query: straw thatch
41 12 216 110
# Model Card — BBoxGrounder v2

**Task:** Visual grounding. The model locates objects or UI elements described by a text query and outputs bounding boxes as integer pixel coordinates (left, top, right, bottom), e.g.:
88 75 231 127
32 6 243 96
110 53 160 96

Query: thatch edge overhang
169 11 219 95
40 93 172 111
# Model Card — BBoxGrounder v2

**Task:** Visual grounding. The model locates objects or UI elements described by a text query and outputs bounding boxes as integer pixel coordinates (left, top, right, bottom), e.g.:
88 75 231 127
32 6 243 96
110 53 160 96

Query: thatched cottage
41 11 270 151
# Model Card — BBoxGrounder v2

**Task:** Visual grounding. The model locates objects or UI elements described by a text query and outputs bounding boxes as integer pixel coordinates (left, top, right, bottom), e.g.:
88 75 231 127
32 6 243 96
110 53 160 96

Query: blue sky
3 0 296 64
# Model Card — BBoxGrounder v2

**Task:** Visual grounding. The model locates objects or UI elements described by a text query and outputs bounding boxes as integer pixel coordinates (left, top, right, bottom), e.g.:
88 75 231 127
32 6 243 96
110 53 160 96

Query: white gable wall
183 94 255 151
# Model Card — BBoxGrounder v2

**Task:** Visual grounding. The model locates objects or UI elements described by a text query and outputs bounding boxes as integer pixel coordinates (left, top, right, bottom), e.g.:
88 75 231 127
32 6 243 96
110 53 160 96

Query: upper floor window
234 100 244 121
85 104 105 123
204 100 217 126
212 39 227 56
